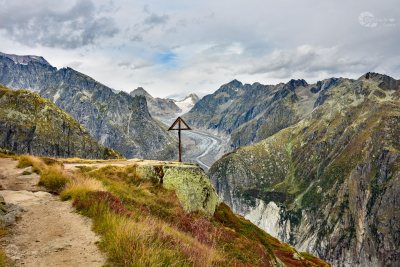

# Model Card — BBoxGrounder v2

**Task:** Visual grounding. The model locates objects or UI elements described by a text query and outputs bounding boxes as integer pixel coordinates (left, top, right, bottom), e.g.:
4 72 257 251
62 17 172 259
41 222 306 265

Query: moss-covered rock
0 85 121 159
136 165 162 183
163 166 220 216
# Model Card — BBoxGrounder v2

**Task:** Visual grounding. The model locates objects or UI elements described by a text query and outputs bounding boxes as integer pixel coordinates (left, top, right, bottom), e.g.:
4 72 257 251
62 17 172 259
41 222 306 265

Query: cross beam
168 117 191 162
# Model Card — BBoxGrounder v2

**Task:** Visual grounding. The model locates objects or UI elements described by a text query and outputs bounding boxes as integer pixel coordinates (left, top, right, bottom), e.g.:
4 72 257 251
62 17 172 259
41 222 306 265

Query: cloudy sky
0 0 399 98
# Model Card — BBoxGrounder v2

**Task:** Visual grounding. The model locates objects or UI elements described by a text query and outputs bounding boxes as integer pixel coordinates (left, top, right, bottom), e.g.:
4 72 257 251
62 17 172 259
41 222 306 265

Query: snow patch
53 91 61 103
174 95 198 115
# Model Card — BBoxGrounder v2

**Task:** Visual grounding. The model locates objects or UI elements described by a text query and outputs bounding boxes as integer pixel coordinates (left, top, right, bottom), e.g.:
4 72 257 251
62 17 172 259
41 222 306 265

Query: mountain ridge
0 52 51 66
208 73 400 266
184 74 399 150
0 52 176 160
0 84 120 159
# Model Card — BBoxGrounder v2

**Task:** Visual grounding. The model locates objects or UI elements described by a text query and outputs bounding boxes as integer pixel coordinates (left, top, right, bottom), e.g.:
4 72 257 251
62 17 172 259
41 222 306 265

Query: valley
0 0 398 265
155 114 228 171
180 129 228 170
0 50 399 267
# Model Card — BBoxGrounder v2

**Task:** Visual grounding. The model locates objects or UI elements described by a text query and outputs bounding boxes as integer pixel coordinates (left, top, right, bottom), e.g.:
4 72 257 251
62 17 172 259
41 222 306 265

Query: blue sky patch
155 51 177 68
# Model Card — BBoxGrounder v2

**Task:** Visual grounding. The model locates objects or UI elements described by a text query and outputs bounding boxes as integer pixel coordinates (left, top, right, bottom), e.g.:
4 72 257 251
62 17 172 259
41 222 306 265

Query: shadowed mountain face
0 85 120 159
209 74 400 266
0 52 176 160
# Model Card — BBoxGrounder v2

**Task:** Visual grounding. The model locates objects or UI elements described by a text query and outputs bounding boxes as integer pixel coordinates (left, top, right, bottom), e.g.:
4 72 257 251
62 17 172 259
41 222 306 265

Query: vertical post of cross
168 117 192 163
178 119 182 162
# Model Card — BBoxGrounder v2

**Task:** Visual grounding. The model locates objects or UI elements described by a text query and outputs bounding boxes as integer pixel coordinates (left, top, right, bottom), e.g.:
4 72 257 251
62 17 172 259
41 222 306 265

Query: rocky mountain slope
209 73 400 266
130 87 181 119
184 78 341 149
0 52 176 159
130 87 199 120
0 85 119 159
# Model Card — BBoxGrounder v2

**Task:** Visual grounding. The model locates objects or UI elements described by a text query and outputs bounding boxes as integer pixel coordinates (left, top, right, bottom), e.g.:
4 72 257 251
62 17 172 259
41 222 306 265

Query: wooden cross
168 117 192 162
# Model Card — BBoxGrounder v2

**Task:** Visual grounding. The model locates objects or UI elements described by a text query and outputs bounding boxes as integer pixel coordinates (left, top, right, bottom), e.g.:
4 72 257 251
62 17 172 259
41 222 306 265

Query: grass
11 155 328 266
60 174 105 201
0 251 8 267
69 163 328 266
16 155 47 173
38 165 69 193
73 197 219 266
0 227 9 267
17 155 69 193
0 148 16 158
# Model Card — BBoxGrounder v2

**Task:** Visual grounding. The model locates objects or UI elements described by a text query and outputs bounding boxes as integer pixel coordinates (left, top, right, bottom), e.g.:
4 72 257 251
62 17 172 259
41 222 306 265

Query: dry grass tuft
61 174 105 201
72 197 220 267
17 155 46 173
0 227 10 266
0 249 9 267
38 164 69 193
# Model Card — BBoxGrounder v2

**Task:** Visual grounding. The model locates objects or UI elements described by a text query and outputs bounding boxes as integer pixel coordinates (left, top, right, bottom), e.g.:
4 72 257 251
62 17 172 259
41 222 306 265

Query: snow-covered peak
174 93 199 114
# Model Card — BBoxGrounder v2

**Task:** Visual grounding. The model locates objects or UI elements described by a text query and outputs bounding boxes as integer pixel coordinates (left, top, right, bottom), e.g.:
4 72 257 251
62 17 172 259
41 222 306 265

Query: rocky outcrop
0 85 120 159
130 87 181 119
0 52 176 160
131 163 220 216
163 166 220 216
209 75 400 266
0 195 23 227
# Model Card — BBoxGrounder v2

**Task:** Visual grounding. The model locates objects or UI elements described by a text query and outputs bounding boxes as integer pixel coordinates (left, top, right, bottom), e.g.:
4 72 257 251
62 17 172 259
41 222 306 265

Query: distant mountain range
184 78 325 150
0 52 176 159
207 73 400 266
130 87 199 120
0 84 120 159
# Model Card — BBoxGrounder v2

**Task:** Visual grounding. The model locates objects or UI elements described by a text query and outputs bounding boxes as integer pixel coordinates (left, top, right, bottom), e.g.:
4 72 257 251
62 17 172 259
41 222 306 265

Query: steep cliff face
209 74 400 266
0 85 120 159
0 52 176 159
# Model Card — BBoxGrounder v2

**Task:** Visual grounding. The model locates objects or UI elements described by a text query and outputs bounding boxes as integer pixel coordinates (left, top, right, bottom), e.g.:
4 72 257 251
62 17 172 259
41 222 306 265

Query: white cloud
0 0 399 97
0 0 118 49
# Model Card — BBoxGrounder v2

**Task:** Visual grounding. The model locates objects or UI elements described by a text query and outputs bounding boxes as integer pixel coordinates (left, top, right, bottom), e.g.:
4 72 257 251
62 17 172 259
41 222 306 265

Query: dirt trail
0 158 105 267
